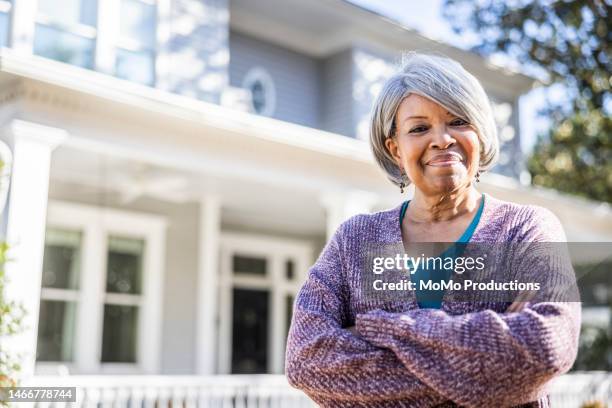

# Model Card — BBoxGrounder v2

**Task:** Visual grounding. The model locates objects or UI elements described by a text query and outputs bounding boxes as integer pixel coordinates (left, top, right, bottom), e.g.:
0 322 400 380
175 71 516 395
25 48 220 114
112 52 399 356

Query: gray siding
229 30 320 128
320 49 354 137
159 202 200 374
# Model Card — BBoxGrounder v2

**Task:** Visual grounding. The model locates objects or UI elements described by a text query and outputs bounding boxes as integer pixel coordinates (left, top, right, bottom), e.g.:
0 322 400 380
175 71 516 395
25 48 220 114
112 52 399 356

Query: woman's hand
506 290 537 313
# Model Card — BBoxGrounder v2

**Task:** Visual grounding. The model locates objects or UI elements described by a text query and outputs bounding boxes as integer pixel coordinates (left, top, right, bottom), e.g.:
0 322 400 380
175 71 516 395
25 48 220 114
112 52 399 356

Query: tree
442 0 611 203
0 239 23 386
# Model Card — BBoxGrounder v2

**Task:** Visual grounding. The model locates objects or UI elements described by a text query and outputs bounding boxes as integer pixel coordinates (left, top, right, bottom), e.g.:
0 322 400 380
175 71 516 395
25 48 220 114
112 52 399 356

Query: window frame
242 67 277 117
218 232 312 375
37 228 83 364
36 200 166 375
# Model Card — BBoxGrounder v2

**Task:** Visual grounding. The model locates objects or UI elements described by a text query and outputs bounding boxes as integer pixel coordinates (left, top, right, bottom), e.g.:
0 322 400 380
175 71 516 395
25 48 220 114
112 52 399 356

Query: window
0 0 11 48
101 236 145 363
242 67 276 117
34 0 97 68
37 202 166 374
116 0 157 86
31 0 159 87
37 229 82 362
232 254 267 276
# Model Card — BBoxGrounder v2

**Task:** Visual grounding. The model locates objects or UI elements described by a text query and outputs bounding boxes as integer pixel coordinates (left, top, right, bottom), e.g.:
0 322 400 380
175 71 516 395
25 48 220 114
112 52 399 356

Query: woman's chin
426 174 470 193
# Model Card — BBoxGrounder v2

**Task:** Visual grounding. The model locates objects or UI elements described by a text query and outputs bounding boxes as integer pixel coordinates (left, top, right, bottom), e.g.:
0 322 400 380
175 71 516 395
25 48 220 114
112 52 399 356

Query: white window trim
218 232 312 375
35 13 97 39
36 200 166 375
242 67 277 117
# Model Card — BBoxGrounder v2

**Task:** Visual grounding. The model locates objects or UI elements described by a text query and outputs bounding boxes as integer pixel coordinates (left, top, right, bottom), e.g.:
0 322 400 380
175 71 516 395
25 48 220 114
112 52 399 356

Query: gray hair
370 52 499 187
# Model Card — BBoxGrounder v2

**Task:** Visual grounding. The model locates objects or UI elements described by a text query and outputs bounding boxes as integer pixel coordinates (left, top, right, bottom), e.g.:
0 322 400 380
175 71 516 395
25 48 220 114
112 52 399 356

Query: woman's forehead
397 94 453 119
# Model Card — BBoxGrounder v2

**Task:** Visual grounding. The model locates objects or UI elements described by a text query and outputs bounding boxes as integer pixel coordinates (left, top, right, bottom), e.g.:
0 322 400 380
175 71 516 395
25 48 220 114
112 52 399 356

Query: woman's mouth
425 153 464 167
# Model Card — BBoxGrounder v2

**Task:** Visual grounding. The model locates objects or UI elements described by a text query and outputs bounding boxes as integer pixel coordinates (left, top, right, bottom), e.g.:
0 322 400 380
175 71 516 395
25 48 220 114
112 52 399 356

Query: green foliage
573 322 612 371
572 259 612 371
0 160 21 397
528 110 611 202
443 0 611 203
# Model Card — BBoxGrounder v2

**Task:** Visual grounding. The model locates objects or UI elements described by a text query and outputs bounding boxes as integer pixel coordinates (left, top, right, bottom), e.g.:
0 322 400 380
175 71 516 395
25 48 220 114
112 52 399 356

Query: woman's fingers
506 290 537 313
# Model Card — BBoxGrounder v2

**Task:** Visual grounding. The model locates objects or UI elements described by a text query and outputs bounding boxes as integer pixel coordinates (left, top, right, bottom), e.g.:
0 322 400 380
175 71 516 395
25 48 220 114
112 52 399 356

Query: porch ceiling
48 146 329 237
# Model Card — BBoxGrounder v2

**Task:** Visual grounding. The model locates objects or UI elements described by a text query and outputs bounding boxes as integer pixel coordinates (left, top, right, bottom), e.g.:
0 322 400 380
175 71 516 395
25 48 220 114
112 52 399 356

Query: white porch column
9 0 37 54
195 194 221 375
319 190 379 240
3 120 67 379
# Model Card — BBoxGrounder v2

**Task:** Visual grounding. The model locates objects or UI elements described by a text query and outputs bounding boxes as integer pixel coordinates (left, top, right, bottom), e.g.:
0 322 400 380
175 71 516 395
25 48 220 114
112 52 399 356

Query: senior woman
285 52 581 407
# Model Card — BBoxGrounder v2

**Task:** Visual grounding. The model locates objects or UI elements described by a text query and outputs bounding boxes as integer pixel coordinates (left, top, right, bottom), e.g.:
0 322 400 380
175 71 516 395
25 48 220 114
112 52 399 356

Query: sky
349 0 474 48
347 0 550 154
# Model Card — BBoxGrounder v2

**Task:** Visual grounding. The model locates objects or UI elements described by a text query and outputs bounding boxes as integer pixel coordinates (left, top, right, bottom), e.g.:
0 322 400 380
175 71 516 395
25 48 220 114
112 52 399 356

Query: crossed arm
354 300 580 407
285 297 446 405
285 219 581 407
284 231 447 406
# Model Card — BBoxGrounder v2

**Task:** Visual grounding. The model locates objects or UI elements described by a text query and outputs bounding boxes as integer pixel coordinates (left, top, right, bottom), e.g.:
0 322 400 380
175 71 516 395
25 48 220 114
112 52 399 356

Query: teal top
399 193 485 308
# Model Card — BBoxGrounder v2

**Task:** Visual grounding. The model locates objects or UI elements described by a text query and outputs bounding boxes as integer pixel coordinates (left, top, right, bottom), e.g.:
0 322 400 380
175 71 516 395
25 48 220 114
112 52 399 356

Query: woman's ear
385 137 402 165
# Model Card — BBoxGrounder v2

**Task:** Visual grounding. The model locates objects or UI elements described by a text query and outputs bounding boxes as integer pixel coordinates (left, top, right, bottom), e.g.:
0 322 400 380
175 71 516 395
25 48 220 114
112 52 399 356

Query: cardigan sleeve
284 222 446 405
355 206 582 408
356 302 580 407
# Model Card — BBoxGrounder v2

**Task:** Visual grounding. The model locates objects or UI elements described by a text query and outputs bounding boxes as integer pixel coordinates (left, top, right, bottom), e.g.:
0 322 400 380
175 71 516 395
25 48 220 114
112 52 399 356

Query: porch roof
0 49 372 165
229 0 539 96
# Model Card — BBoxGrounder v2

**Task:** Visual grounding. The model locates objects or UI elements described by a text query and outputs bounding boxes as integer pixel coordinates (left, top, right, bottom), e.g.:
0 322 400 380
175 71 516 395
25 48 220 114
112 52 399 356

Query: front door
218 232 312 374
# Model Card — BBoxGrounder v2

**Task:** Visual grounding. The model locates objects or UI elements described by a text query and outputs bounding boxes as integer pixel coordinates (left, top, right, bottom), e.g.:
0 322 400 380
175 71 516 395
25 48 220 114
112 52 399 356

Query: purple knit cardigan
285 193 581 407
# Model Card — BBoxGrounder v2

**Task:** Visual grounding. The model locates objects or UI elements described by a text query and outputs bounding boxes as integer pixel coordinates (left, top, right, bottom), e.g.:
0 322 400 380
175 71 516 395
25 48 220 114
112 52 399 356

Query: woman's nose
430 126 456 149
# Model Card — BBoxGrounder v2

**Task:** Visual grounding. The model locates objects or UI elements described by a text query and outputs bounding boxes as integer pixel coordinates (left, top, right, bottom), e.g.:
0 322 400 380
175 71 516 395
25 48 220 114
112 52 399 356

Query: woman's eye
409 126 429 133
450 118 470 126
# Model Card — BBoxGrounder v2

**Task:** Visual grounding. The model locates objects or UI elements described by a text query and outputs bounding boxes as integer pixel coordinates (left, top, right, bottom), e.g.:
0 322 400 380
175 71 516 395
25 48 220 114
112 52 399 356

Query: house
0 0 610 405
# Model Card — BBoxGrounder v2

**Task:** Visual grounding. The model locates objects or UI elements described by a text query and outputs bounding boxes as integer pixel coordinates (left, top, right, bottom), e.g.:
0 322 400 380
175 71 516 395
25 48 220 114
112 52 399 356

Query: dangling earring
475 170 481 183
399 168 408 193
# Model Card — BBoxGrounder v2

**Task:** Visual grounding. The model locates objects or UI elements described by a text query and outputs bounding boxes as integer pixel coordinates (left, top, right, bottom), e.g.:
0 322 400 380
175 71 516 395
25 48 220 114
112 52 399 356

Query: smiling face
385 94 480 196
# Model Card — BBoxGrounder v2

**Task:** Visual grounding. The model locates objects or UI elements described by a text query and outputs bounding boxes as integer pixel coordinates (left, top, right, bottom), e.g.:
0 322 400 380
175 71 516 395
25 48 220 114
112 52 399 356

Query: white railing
23 372 612 408
24 375 315 408
549 372 612 408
